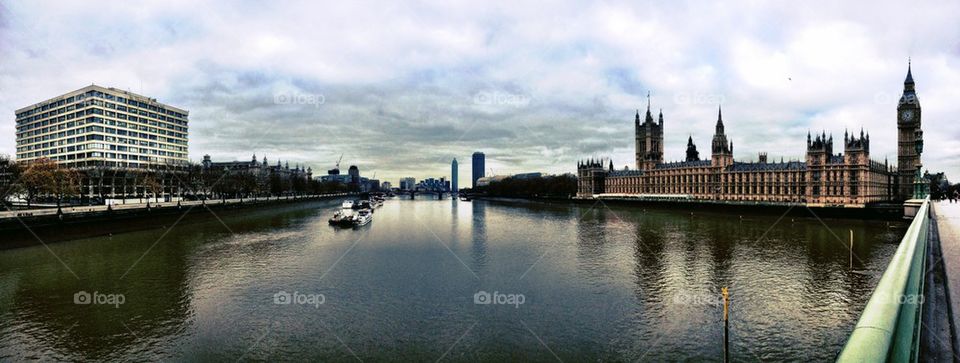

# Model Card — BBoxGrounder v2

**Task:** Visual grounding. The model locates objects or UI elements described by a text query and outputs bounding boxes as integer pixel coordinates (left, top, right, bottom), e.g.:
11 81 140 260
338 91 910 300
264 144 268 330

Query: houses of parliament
577 63 924 207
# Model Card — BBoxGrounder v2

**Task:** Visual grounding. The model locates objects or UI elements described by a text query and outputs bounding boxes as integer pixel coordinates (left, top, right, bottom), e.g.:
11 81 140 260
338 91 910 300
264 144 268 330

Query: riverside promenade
933 202 960 361
0 193 351 248
0 193 349 221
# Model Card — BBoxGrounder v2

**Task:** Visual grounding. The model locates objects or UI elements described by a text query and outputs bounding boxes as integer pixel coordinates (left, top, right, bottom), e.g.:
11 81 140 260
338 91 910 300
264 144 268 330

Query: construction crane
328 154 343 175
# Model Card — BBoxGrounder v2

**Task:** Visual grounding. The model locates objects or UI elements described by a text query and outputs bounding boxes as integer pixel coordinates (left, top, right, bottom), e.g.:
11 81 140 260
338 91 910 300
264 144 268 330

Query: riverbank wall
475 195 905 221
0 194 349 249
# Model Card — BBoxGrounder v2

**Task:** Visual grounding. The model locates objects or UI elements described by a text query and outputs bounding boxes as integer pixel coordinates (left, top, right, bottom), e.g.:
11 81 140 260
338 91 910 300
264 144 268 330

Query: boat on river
328 210 354 227
352 209 372 227
354 200 372 210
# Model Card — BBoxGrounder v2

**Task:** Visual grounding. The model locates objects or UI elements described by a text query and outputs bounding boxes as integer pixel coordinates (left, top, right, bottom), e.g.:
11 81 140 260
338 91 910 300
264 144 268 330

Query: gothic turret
576 158 609 197
644 93 654 124
711 106 733 167
635 92 664 171
806 131 834 166
685 136 700 162
844 128 870 165
715 106 725 134
844 129 870 152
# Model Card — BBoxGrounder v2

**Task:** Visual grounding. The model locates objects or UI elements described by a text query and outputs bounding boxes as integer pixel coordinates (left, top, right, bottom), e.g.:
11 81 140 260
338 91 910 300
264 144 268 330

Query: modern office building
417 177 450 192
15 85 189 169
472 152 485 188
320 173 352 184
400 177 416 191
366 179 380 192
451 158 459 193
348 165 360 187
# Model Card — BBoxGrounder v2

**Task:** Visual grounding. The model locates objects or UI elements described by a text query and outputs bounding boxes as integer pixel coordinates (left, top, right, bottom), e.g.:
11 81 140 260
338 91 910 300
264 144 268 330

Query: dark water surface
0 198 905 361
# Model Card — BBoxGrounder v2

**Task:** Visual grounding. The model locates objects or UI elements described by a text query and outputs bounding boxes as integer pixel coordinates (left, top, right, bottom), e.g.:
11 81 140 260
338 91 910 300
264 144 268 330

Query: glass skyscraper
471 151 485 188
451 158 458 192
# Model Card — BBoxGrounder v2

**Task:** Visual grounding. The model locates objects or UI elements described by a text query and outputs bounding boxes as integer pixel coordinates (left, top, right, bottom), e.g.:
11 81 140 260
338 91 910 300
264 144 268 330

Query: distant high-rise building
451 158 459 192
472 152 485 188
348 165 360 185
367 179 380 192
400 177 416 191
417 177 449 191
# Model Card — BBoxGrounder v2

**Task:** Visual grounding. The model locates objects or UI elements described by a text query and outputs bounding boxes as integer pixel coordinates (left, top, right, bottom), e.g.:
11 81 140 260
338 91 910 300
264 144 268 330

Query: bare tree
0 154 21 204
19 158 58 208
50 166 80 208
143 172 163 203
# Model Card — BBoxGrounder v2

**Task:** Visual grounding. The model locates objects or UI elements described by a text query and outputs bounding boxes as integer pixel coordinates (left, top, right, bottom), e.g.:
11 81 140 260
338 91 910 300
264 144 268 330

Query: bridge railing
837 198 930 362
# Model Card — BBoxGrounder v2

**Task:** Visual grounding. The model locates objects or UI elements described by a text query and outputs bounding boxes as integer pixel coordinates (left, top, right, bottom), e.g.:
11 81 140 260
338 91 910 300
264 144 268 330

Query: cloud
1 0 958 183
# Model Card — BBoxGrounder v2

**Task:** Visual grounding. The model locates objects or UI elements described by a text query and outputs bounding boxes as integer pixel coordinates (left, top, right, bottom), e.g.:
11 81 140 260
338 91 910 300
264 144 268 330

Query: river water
0 197 905 361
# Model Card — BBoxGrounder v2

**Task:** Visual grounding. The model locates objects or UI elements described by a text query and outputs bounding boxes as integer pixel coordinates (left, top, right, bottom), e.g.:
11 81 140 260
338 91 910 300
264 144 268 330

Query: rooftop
15 84 189 114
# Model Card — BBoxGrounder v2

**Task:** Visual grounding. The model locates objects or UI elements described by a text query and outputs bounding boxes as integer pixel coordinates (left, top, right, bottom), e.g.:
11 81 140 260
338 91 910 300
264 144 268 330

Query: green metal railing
837 198 930 362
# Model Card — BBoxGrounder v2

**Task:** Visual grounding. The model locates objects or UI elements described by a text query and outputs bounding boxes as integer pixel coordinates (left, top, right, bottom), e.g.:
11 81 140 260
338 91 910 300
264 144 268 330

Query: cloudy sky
1 1 959 183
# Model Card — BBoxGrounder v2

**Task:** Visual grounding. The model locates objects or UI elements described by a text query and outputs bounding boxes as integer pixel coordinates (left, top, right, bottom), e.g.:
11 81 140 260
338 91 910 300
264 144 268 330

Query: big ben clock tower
897 60 923 200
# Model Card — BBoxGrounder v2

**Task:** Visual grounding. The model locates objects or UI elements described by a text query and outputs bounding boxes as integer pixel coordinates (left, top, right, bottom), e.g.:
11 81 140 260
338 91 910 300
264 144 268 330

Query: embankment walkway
1 193 350 221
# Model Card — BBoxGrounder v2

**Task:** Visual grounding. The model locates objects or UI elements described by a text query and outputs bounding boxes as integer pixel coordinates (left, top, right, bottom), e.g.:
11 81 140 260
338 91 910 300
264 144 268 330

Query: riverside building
15 85 188 168
14 85 189 202
577 64 923 208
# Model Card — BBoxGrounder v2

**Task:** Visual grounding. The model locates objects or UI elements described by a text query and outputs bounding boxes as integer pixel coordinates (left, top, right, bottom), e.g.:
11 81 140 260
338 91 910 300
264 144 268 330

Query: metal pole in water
849 229 853 270
722 287 729 363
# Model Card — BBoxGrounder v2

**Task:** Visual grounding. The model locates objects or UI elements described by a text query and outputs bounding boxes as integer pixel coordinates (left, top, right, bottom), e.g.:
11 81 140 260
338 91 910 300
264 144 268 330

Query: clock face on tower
901 110 914 122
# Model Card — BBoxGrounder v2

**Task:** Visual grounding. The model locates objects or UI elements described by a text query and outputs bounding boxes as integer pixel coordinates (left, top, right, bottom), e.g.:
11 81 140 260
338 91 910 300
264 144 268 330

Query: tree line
0 155 349 208
475 174 577 199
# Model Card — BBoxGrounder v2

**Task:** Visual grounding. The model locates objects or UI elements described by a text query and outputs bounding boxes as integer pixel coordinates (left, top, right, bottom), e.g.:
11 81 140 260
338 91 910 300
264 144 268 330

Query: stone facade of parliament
577 64 924 207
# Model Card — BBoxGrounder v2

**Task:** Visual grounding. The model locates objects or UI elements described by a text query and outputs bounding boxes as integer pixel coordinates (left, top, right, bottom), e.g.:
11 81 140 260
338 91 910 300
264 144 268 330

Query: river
0 197 905 361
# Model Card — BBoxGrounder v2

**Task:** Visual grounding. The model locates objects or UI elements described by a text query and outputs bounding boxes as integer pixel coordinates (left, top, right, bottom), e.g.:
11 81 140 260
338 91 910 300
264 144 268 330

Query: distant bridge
402 190 456 200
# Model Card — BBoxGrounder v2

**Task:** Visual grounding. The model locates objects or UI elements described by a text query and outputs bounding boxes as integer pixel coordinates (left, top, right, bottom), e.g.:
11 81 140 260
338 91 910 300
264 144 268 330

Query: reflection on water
0 198 903 361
